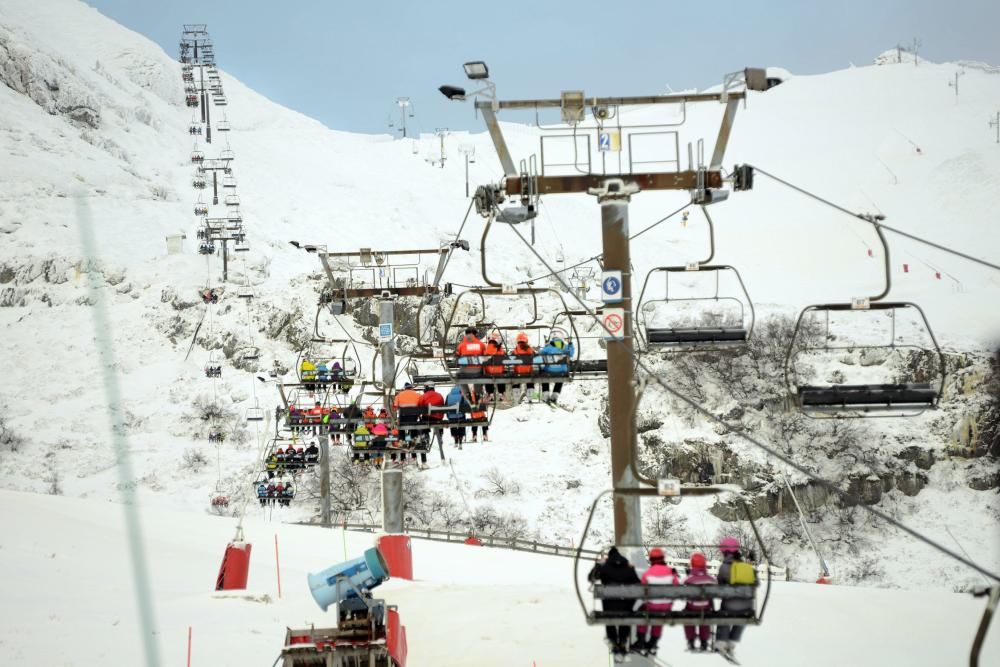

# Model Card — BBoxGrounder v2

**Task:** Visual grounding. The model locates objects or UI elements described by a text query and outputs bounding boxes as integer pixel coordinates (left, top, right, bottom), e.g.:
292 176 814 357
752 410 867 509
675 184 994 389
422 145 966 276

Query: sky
82 0 1000 136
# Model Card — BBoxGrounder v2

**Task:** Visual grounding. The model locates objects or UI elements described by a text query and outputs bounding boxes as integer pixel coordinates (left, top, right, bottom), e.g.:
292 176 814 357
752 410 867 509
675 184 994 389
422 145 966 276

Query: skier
455 327 486 378
300 358 317 392
588 547 640 660
280 483 294 507
304 442 320 466
715 537 756 663
418 383 446 463
256 481 268 507
512 332 536 402
537 334 575 404
446 384 469 449
682 552 716 652
393 382 423 430
632 547 679 656
482 332 507 398
469 388 489 442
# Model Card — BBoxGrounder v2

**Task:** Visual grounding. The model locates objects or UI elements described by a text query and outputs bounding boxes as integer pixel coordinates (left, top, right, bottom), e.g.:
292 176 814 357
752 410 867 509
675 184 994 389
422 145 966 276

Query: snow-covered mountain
1 0 998 620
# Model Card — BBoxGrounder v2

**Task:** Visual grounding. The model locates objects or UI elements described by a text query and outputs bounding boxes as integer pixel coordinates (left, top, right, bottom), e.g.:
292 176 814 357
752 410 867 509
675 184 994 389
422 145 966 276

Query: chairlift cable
504 216 1000 583
750 165 1000 273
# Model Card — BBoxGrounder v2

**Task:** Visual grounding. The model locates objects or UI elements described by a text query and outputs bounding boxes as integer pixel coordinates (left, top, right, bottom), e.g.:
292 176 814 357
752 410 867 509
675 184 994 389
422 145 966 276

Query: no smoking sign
601 307 625 340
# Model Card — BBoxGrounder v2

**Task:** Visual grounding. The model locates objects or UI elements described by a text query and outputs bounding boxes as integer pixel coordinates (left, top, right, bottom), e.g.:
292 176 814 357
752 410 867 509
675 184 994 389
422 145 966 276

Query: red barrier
377 535 413 581
386 609 408 667
215 541 252 591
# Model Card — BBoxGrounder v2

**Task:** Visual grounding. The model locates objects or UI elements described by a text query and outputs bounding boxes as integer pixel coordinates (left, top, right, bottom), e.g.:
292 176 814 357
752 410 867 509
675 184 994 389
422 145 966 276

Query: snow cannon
308 547 389 612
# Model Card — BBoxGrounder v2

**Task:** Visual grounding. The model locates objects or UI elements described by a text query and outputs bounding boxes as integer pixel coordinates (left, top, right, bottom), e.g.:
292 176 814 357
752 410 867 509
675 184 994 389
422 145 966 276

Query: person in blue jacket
536 335 575 404
445 384 470 449
256 482 269 507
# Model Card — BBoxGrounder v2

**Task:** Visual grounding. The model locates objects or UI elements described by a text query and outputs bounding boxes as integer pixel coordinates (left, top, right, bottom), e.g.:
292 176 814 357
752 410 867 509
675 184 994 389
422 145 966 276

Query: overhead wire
500 208 1000 583
750 165 1000 273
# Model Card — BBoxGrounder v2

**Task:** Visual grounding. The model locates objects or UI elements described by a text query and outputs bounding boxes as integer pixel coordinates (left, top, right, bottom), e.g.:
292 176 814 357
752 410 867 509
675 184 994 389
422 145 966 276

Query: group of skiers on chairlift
298 358 354 393
589 536 755 663
255 476 295 507
264 441 320 473
454 327 575 406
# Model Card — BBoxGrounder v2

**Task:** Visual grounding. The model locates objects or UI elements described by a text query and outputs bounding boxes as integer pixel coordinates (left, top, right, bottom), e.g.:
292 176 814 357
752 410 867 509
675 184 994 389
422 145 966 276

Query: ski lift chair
216 120 231 132
237 285 254 299
198 242 216 255
577 488 772 629
225 194 240 207
188 124 202 135
246 404 265 422
636 265 754 351
219 149 235 162
785 301 945 417
192 176 207 189
194 203 208 216
190 150 205 164
234 240 250 253
222 175 237 189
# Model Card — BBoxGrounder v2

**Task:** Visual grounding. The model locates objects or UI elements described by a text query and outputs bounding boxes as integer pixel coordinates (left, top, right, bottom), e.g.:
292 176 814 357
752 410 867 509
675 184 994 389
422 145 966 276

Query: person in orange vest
483 332 507 398
393 382 423 437
363 405 377 430
455 327 486 377
512 332 536 402
469 388 489 442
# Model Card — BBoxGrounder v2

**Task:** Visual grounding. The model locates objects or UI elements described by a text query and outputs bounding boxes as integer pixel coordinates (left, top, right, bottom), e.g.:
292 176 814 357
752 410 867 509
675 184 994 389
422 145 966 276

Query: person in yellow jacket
300 358 317 391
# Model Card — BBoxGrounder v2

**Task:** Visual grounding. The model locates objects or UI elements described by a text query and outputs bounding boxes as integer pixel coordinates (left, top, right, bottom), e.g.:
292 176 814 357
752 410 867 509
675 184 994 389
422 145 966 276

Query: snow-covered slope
3 490 998 666
0 0 998 608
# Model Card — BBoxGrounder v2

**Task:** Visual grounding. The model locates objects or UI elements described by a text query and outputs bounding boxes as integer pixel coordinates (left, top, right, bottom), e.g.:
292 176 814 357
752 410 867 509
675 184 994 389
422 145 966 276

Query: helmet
465 327 477 336
550 338 565 350
690 552 707 569
516 332 529 344
424 383 435 390
404 382 413 389
648 547 665 563
720 537 740 553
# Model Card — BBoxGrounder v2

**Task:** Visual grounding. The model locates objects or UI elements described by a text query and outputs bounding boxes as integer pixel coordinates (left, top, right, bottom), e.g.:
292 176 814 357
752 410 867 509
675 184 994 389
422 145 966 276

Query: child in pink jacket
683 552 716 651
632 547 679 656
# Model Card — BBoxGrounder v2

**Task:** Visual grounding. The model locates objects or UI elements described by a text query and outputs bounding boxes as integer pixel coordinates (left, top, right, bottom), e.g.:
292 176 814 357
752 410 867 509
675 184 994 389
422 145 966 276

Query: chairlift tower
392 97 415 138
434 127 449 168
440 61 766 551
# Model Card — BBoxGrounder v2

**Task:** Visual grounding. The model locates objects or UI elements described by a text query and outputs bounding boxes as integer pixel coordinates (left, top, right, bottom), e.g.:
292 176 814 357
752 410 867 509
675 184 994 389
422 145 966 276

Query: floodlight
463 61 489 80
439 85 467 101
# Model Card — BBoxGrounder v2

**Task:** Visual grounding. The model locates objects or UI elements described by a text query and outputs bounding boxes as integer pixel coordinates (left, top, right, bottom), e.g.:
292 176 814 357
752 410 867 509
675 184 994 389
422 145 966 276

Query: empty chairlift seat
785 301 945 417
798 382 938 411
637 265 755 351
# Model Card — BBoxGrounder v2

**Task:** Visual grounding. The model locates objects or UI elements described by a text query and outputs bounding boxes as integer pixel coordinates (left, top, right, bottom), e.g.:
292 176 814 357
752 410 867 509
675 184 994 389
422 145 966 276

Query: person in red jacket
632 547 679 656
455 327 486 377
418 383 446 462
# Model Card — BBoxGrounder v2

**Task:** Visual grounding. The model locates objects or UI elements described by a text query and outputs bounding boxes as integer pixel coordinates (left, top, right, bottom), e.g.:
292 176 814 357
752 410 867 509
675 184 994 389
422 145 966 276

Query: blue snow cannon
307 547 390 611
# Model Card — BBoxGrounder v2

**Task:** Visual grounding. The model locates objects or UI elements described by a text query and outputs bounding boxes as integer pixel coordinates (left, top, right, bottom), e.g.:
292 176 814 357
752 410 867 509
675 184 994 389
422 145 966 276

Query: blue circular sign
603 277 621 294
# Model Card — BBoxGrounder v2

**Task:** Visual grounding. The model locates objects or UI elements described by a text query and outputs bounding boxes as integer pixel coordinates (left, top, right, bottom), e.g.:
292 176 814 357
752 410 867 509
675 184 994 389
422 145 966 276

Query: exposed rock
895 445 935 471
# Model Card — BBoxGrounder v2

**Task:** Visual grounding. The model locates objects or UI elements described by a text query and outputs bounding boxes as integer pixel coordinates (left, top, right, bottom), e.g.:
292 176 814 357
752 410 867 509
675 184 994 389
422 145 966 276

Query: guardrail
317 521 789 580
